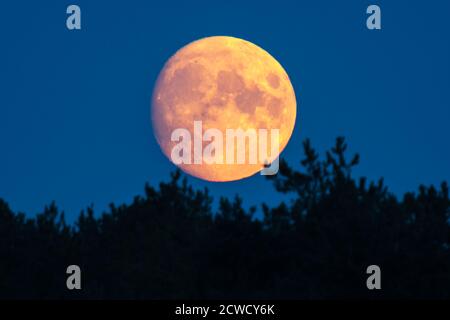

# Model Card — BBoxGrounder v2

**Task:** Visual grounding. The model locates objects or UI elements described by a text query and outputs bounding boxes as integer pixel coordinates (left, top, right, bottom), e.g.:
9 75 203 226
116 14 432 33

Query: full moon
151 36 297 182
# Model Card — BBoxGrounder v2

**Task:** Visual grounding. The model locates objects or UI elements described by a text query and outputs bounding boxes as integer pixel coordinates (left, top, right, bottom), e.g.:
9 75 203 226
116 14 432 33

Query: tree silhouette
0 137 449 299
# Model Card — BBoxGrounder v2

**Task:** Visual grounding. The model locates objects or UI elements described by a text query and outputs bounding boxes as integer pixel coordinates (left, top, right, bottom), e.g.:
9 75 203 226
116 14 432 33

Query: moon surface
151 36 297 182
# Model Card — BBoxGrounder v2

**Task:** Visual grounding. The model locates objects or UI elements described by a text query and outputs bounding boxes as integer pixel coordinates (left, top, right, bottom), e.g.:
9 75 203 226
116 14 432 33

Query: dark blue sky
1 0 449 223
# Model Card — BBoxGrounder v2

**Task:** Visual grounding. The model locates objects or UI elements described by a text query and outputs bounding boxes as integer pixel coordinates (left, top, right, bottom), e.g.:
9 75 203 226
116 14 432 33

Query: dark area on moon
160 62 283 119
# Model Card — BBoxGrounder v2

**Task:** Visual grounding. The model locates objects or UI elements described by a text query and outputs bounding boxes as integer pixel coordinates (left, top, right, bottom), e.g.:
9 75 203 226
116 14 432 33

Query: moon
151 36 297 182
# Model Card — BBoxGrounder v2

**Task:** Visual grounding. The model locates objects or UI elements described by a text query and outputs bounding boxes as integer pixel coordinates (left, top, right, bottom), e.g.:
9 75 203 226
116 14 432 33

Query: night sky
1 0 449 223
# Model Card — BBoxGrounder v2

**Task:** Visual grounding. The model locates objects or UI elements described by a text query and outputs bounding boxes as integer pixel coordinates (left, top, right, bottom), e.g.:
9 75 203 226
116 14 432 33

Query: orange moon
151 36 297 182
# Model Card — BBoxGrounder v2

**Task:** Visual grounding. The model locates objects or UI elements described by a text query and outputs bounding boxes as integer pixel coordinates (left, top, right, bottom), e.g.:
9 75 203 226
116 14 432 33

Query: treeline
0 138 449 299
